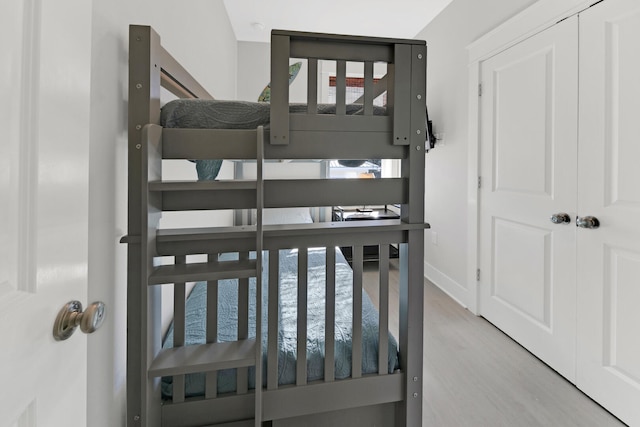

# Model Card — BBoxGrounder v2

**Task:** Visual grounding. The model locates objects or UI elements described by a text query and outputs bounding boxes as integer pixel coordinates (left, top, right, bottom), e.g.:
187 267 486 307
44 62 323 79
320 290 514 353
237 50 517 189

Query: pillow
337 159 366 168
192 62 302 181
257 62 302 102
194 159 223 181
255 207 313 225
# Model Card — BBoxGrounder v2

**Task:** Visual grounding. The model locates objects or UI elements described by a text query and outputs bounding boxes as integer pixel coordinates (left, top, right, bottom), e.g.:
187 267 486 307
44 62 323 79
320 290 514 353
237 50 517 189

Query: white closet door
0 0 92 425
478 16 579 381
577 1 640 424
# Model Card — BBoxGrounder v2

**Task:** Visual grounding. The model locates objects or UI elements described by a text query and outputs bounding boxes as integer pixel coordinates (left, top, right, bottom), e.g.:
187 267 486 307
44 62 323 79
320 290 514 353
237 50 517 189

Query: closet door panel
478 16 578 381
577 1 640 424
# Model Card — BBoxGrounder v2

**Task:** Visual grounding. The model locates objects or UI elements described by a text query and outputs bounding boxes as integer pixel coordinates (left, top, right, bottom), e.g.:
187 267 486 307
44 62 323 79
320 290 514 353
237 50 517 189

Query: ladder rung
156 226 257 257
157 225 257 242
149 180 257 191
149 339 257 378
149 259 257 285
150 180 258 211
207 420 255 427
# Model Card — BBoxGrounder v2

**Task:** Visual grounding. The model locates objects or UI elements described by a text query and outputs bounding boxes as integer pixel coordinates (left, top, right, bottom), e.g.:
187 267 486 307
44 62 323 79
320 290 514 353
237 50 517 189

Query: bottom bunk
161 375 403 427
156 219 408 426
161 247 399 399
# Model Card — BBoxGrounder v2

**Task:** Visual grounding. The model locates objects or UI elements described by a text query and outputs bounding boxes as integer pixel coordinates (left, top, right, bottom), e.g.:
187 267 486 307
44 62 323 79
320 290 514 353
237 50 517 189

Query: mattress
160 99 385 129
161 247 400 398
160 99 386 180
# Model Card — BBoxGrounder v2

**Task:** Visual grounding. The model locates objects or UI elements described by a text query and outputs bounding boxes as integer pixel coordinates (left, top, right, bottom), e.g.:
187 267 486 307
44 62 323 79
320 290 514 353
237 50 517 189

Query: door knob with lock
53 301 106 341
550 213 571 224
576 216 600 229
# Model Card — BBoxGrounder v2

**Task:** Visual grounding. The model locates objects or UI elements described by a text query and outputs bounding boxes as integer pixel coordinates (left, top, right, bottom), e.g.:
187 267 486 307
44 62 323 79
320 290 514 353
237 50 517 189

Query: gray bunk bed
124 25 427 426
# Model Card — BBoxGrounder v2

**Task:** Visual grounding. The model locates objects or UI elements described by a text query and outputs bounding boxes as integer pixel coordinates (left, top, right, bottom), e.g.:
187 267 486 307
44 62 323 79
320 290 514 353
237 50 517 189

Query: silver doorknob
53 301 106 341
576 216 600 229
550 213 571 224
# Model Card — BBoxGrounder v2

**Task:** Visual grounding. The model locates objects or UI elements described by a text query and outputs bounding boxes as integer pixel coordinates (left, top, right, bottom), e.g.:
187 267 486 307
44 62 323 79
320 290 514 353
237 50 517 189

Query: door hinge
478 83 483 96
476 269 481 281
478 176 481 189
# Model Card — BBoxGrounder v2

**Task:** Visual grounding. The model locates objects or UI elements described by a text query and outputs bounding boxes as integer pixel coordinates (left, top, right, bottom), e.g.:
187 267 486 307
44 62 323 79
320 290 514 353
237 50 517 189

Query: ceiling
223 0 454 43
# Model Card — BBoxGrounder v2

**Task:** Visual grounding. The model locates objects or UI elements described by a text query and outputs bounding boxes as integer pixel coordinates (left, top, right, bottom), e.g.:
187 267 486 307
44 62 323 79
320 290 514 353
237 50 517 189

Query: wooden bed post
126 25 163 427
397 42 427 426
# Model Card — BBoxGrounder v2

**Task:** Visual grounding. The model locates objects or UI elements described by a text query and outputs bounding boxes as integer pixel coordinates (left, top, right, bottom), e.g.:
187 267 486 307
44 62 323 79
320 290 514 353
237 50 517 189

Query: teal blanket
162 247 399 398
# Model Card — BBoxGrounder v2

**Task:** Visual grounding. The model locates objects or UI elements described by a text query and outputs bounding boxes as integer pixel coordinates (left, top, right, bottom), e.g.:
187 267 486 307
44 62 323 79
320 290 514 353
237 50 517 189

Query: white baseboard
424 261 469 309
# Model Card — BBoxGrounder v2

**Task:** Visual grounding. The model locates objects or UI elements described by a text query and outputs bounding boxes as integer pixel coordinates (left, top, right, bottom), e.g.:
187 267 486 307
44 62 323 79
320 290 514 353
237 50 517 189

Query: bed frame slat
237 255 250 395
267 250 279 390
270 34 290 145
149 259 257 285
324 247 336 382
289 39 393 63
254 128 265 426
336 60 346 115
172 376 185 404
173 256 187 346
296 248 308 386
156 221 427 257
264 179 404 208
205 253 219 399
160 372 404 426
378 245 390 375
172 256 187 403
163 128 405 160
154 178 405 212
392 44 412 145
149 340 257 377
364 61 374 116
307 58 318 113
163 128 257 159
159 47 213 100
289 114 390 132
351 246 363 379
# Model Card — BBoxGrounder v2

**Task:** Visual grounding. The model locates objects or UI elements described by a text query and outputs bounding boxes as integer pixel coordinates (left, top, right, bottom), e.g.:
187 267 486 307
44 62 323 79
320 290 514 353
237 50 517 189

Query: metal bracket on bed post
270 34 290 145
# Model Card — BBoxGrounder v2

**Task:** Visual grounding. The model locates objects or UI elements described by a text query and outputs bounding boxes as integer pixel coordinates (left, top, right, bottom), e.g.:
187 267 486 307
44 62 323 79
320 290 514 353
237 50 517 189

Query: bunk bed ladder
254 126 264 426
137 124 265 426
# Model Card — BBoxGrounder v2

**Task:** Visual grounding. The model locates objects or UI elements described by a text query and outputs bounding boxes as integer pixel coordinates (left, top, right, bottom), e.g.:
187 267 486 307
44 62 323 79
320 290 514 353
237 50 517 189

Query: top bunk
128 25 427 228
129 26 427 163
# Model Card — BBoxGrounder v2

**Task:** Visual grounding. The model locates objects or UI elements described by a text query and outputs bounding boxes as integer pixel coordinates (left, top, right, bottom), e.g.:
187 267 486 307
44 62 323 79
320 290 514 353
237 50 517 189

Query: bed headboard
269 29 426 149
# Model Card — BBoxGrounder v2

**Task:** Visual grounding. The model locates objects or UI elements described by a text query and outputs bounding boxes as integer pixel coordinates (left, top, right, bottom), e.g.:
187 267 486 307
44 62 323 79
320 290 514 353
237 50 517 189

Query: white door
478 16 579 381
576 0 640 424
0 1 92 426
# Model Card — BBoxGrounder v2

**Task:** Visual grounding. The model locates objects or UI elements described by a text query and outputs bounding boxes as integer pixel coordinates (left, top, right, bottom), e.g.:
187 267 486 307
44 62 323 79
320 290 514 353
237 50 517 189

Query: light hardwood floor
362 259 625 427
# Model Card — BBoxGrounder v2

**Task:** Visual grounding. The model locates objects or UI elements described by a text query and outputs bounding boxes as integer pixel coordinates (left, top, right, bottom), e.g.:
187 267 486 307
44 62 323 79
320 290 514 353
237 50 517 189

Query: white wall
237 40 309 103
237 41 271 101
416 0 539 306
87 1 237 426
